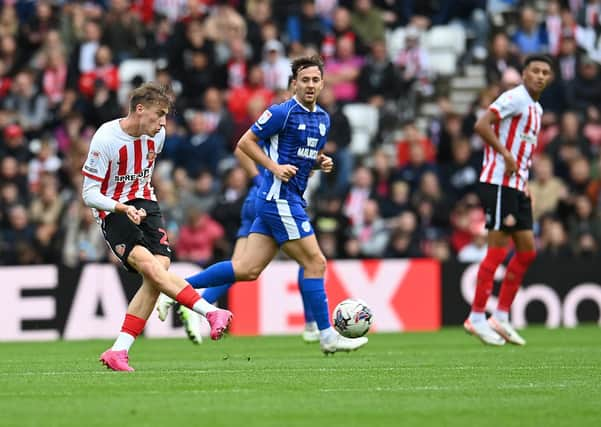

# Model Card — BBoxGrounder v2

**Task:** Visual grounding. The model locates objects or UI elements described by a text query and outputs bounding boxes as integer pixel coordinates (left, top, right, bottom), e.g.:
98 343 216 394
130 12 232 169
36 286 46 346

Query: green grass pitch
1 326 600 427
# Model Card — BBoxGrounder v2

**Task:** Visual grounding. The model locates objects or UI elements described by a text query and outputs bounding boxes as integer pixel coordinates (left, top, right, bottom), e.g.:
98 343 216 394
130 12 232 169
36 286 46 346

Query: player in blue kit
183 55 368 354
157 142 320 344
157 82 320 344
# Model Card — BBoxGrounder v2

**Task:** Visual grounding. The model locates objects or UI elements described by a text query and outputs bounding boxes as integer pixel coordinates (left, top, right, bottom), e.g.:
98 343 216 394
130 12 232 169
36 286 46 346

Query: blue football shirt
251 96 330 206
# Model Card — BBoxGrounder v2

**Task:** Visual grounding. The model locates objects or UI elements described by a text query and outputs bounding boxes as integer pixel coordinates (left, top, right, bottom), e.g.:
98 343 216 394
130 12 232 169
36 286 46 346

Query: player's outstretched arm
474 110 517 175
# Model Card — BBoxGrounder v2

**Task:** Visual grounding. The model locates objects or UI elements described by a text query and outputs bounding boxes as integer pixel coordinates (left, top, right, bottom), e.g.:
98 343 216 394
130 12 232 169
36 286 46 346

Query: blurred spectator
28 138 62 193
350 0 386 48
202 86 235 149
0 4 19 39
485 32 521 84
287 0 328 53
2 69 50 136
565 54 601 114
457 211 488 263
260 39 291 91
317 86 353 194
325 34 363 103
180 48 216 110
370 148 396 202
0 34 23 77
66 19 103 86
379 179 410 218
245 0 272 63
228 63 273 125
529 153 567 222
175 207 225 265
351 199 389 257
313 195 352 257
175 111 225 177
567 194 601 255
396 121 436 167
0 205 37 265
210 166 247 245
557 29 580 82
223 36 251 90
1 124 30 166
512 6 549 56
538 214 572 256
546 111 593 180
102 0 144 62
357 38 399 107
344 165 374 226
78 45 119 99
395 26 432 107
21 0 58 54
441 138 480 203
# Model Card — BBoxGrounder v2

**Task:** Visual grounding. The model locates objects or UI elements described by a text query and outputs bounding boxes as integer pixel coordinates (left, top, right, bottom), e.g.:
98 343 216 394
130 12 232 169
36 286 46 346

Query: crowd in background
2 0 601 268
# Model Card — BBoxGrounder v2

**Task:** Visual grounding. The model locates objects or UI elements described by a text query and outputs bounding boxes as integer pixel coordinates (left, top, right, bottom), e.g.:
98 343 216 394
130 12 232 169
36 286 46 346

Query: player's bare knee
137 259 165 288
307 253 327 276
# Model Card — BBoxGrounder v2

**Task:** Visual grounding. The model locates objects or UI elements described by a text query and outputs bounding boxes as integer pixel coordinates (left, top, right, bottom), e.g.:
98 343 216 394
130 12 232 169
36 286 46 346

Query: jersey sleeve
81 133 110 182
489 90 522 121
250 104 287 140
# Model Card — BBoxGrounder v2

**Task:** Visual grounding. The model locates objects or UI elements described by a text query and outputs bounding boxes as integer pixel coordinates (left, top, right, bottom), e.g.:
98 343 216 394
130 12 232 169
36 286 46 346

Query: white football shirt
480 84 543 192
81 119 165 219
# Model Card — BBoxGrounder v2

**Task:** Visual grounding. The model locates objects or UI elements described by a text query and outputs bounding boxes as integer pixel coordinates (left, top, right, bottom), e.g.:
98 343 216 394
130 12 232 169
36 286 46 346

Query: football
332 298 374 338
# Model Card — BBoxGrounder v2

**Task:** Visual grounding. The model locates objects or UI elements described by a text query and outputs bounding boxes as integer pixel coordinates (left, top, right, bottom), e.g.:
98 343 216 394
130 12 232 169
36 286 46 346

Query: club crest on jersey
147 150 156 162
319 123 326 136
114 244 126 257
257 110 272 125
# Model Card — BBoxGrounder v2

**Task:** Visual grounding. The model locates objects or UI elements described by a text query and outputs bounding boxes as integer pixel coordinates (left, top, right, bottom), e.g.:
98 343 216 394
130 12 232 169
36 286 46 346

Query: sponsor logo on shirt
84 165 98 174
297 147 319 159
298 123 306 130
114 169 151 182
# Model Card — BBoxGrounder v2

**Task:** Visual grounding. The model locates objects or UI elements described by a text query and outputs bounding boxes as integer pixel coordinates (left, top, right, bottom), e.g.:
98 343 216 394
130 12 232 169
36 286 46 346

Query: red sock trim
175 285 201 309
121 314 146 337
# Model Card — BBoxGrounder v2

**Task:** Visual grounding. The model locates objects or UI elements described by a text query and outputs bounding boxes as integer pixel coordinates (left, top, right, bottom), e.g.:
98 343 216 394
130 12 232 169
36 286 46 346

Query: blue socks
186 261 236 289
297 268 315 323
299 276 330 330
201 284 232 303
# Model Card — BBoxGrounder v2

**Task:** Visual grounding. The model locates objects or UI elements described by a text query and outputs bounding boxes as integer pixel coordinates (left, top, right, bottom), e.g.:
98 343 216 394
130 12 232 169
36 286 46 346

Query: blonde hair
129 82 173 113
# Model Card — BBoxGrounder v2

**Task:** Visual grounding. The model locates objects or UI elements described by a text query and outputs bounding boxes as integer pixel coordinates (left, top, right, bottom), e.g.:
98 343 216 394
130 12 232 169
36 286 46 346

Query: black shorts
479 183 533 231
101 199 171 273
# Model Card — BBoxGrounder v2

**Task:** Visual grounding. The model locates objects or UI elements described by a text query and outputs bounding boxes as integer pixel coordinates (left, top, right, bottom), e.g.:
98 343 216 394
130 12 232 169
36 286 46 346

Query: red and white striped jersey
480 84 543 192
81 119 165 218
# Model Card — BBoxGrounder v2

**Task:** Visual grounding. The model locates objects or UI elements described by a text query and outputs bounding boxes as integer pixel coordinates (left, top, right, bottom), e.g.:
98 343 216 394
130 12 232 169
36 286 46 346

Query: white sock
494 310 509 322
192 298 218 316
469 312 486 323
319 327 336 341
112 332 135 351
305 321 318 331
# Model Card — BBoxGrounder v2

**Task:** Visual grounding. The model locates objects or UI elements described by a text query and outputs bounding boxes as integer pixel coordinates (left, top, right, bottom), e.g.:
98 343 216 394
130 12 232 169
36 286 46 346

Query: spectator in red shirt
78 45 119 99
176 208 225 266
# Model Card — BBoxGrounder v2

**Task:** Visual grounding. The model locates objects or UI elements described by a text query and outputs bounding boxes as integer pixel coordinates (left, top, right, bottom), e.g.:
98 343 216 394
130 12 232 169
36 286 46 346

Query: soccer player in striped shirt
464 54 553 346
184 55 368 354
81 82 233 371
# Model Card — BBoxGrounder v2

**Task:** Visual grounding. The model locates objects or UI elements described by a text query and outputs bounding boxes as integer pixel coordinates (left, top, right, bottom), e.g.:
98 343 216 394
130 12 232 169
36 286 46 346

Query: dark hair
291 55 324 79
524 54 553 69
129 82 174 112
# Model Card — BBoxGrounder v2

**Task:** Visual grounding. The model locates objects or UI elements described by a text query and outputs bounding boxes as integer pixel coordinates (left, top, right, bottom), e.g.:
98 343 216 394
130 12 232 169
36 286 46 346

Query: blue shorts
250 198 314 245
236 187 258 238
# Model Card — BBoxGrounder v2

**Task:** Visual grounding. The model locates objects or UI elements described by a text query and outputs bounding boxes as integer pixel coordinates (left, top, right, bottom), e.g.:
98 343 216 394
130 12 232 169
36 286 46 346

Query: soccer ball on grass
332 298 373 338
